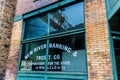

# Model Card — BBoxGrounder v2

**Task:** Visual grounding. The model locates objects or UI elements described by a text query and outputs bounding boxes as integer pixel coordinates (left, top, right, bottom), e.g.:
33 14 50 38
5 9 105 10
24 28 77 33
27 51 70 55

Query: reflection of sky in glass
63 2 84 27
25 2 84 39
49 25 56 32
25 17 48 38
49 2 84 32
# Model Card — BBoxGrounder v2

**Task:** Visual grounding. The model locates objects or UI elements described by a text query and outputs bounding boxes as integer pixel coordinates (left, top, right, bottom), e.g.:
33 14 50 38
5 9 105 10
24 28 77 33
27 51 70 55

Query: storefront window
20 33 86 72
49 2 84 34
110 9 120 79
48 33 86 72
20 1 86 73
20 41 46 71
24 2 84 40
24 14 48 39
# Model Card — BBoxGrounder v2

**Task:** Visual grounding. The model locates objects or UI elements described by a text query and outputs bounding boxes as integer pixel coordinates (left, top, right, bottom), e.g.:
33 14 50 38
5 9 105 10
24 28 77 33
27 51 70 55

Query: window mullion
47 13 50 36
22 21 25 40
45 40 49 71
45 13 50 71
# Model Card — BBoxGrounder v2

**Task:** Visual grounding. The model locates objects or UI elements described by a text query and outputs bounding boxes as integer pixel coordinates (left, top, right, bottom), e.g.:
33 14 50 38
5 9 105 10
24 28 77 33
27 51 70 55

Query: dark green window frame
18 0 87 74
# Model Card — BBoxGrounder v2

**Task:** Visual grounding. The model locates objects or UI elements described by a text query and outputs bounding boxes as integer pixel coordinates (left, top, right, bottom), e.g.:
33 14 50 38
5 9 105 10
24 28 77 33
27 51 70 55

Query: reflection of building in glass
50 10 72 30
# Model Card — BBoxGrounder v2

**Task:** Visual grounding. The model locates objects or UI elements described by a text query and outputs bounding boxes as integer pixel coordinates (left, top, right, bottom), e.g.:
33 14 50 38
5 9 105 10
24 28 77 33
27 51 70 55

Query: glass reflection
48 33 86 72
20 41 46 71
24 14 48 39
49 2 84 34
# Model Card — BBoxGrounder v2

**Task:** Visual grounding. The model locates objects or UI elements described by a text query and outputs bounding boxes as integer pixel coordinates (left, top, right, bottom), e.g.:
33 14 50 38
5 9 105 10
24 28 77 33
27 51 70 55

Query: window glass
24 14 48 39
21 1 86 73
49 2 84 34
20 33 86 72
48 33 86 72
20 41 47 71
24 2 84 39
110 0 118 4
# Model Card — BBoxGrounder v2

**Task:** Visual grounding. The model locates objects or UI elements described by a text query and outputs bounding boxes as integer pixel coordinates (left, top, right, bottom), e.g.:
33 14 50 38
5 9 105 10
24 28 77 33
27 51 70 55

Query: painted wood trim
14 0 75 22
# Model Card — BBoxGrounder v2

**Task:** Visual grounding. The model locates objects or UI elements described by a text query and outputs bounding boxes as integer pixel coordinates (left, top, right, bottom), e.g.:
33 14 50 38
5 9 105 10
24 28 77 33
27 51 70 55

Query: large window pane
21 1 86 73
24 14 48 39
20 41 46 71
47 33 86 72
49 2 84 34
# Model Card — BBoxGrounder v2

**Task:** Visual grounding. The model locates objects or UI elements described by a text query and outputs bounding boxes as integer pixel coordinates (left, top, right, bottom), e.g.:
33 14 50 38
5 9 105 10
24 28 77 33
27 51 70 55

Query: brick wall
3 0 115 80
0 0 4 27
85 0 113 80
5 20 22 80
0 0 16 80
15 0 59 16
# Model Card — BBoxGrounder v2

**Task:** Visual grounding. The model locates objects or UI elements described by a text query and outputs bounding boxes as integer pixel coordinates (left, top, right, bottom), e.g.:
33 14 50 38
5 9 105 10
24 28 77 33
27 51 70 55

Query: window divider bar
45 40 49 71
21 28 85 43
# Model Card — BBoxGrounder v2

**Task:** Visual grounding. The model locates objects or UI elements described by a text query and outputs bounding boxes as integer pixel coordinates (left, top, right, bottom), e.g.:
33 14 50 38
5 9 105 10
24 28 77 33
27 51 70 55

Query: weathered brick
85 0 113 80
0 0 115 80
5 20 23 80
15 0 59 16
0 0 16 80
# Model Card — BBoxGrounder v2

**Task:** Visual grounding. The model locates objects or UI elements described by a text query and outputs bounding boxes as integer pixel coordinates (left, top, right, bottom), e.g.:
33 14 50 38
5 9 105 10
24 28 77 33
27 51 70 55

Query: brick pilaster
5 20 23 80
0 0 16 80
85 0 113 80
